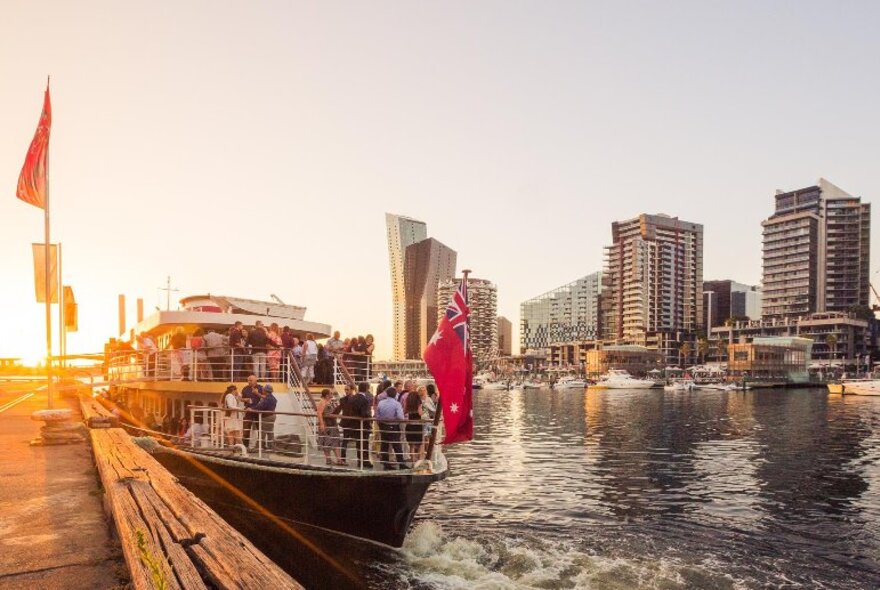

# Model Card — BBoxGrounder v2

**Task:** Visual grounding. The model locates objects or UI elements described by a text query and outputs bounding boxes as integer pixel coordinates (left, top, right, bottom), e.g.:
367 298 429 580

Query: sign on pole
32 243 58 303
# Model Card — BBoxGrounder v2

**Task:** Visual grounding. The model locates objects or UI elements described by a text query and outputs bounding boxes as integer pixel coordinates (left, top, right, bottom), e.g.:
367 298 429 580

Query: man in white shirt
301 333 319 385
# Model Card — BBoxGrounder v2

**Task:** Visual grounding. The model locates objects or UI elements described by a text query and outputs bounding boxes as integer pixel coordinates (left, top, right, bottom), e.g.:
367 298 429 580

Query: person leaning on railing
376 387 406 470
317 389 344 465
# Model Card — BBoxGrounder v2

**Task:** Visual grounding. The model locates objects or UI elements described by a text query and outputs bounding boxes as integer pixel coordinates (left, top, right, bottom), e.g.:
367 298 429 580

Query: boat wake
399 522 745 589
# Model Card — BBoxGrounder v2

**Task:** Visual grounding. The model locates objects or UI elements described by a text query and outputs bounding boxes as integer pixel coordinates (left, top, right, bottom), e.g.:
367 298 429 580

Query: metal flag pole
424 269 471 464
44 86 53 409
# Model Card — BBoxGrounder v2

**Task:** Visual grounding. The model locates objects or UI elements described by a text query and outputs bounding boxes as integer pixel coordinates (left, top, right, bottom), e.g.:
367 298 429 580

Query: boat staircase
285 356 319 446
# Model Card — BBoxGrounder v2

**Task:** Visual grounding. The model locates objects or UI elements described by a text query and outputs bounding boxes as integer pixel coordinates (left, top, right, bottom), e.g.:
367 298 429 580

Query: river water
229 387 880 589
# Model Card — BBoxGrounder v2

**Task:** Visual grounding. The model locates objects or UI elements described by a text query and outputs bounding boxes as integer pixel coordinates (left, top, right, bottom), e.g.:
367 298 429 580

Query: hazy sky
2 1 879 362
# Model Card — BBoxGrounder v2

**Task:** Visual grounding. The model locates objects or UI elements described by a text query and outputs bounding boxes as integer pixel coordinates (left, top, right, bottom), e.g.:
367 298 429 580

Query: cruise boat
553 376 588 390
102 294 448 548
589 369 657 390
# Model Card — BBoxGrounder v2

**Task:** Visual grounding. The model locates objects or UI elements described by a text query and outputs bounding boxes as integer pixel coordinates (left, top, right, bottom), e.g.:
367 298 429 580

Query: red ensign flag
423 278 474 444
16 83 52 209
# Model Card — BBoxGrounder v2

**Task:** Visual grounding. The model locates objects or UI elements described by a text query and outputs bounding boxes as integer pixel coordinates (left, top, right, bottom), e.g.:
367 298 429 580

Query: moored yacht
830 379 880 396
663 379 696 392
589 369 656 390
102 293 448 548
553 376 588 390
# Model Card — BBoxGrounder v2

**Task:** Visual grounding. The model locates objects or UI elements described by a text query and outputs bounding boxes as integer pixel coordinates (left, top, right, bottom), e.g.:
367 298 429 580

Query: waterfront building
497 316 513 356
602 214 704 363
438 277 497 363
711 311 871 364
727 336 812 383
585 345 663 378
385 213 428 360
404 238 457 359
703 280 762 329
520 272 603 356
371 359 431 380
762 178 871 321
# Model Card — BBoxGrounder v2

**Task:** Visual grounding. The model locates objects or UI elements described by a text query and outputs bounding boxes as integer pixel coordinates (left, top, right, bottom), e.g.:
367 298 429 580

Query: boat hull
840 383 880 396
149 446 445 547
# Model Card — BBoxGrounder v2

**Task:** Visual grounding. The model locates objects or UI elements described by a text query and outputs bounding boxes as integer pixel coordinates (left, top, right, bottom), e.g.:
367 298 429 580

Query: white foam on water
401 522 747 590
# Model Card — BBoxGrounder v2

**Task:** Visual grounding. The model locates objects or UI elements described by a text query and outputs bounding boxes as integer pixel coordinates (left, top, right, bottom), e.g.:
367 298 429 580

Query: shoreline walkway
0 384 124 590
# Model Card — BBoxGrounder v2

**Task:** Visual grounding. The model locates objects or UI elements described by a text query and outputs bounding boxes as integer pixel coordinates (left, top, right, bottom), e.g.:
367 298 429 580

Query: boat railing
182 405 446 474
105 349 371 388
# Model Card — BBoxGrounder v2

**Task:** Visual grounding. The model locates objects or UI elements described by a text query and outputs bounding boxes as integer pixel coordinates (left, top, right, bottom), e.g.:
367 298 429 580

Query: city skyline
2 2 880 363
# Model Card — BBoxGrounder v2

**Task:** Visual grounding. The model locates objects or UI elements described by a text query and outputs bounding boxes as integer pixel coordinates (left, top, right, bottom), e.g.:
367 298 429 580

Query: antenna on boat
158 276 179 311
270 294 286 305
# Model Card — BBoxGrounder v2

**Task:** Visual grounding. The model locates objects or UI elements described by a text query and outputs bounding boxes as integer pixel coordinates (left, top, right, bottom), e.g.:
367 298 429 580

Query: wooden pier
80 397 302 590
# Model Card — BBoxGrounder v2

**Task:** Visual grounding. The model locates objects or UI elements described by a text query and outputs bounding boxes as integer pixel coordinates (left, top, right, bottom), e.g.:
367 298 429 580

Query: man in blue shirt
376 388 405 470
253 384 277 450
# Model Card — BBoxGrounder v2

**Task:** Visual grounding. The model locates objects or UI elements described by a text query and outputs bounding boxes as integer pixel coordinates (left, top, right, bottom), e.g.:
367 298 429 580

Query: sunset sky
2 1 879 363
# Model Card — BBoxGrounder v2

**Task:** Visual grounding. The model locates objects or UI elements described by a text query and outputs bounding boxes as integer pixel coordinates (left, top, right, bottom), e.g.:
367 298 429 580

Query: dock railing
180 406 444 474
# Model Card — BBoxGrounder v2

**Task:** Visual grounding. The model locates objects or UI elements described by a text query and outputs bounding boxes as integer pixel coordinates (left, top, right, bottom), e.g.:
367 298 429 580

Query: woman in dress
223 385 243 446
266 323 282 381
421 384 436 444
405 386 425 464
317 389 344 465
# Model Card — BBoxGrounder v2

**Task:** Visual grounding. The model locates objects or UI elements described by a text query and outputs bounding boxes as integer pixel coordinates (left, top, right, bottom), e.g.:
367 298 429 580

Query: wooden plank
87 426 303 590
90 431 181 590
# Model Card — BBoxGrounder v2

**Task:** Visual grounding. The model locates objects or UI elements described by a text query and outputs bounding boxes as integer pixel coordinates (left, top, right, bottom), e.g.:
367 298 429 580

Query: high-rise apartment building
404 238 457 359
386 213 428 360
438 277 497 363
762 179 871 321
497 316 513 356
602 214 703 361
520 272 603 355
703 280 762 329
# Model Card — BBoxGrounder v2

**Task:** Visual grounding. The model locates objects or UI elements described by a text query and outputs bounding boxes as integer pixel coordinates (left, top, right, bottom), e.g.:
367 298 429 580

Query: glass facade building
520 272 603 355
385 213 428 360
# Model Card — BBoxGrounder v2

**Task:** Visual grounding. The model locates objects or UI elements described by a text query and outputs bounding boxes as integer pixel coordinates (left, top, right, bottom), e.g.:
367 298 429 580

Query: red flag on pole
423 277 473 444
16 83 52 209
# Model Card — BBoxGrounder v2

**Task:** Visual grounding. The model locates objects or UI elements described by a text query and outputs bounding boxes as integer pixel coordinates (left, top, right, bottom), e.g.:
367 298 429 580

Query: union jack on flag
445 279 470 352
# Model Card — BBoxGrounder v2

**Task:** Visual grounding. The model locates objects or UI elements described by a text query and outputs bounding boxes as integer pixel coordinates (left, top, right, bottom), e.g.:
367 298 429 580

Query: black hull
150 446 445 548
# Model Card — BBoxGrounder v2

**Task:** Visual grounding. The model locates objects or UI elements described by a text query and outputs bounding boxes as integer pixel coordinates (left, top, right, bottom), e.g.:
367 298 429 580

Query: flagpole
58 243 64 370
44 77 53 409
424 269 470 464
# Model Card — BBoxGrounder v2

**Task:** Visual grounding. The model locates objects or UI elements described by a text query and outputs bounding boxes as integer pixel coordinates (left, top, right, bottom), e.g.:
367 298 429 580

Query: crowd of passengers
127 325 375 385
161 376 438 471
220 377 438 470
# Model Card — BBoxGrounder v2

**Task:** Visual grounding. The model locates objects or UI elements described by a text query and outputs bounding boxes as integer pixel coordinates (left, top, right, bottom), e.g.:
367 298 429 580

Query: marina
3 3 880 589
